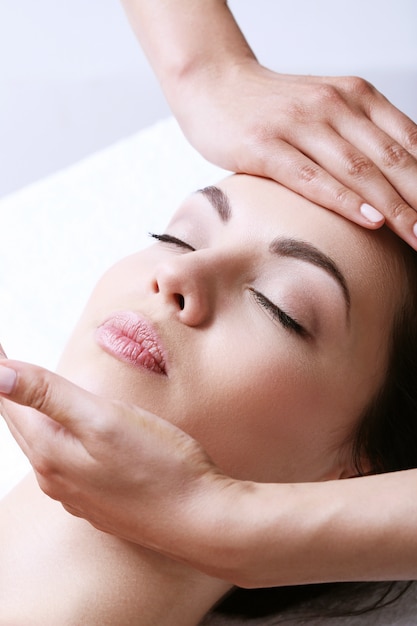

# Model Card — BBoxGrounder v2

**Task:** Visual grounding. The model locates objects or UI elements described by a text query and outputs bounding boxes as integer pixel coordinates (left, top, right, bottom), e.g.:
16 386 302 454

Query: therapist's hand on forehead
122 0 417 249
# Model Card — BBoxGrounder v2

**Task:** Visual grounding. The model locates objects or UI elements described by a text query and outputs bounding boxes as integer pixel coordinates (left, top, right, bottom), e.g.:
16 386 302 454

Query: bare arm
120 0 417 249
1 359 417 589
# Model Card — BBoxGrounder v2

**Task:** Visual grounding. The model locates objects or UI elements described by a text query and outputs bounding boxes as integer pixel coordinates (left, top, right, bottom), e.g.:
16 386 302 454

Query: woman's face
57 175 404 483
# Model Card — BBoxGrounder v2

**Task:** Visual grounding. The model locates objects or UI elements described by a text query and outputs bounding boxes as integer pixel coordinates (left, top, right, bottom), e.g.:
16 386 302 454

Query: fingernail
0 366 17 394
413 223 417 239
0 343 7 358
360 203 384 223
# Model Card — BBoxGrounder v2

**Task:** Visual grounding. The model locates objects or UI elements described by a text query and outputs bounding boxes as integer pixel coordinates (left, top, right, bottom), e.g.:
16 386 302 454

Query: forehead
214 175 401 295
216 175 371 259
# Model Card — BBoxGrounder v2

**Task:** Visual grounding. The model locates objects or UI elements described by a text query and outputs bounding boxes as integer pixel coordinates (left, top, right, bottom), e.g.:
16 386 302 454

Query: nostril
175 293 185 310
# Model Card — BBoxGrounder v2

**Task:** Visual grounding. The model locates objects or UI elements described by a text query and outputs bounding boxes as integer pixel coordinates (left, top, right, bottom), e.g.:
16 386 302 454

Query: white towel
0 117 227 497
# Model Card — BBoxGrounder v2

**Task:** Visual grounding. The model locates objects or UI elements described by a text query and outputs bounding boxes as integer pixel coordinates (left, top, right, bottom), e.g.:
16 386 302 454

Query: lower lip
95 312 167 375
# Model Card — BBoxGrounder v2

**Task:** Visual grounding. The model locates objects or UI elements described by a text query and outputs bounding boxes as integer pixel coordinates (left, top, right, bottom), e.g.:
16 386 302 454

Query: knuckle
381 142 410 169
246 121 276 148
284 100 308 122
91 418 115 444
36 467 68 501
86 400 122 443
238 124 273 172
295 163 321 184
341 75 374 97
24 369 54 414
387 200 408 221
239 125 281 176
333 186 354 208
403 125 417 154
62 503 82 518
315 83 342 106
38 477 62 502
32 454 55 481
345 153 373 179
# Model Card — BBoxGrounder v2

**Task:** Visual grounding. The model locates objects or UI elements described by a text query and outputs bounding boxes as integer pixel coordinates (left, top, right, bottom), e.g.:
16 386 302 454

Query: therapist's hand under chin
4 356 417 589
0 358 229 564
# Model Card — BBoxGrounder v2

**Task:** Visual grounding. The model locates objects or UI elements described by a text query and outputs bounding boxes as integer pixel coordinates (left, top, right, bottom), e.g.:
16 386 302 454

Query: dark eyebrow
196 185 232 222
270 237 351 315
195 187 350 314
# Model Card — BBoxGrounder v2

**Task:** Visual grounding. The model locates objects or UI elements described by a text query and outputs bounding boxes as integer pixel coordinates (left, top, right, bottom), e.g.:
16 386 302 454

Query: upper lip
98 310 168 375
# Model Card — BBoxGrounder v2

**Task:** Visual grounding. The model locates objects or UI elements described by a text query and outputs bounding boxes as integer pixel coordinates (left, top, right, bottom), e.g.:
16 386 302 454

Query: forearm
175 470 417 588
120 0 256 112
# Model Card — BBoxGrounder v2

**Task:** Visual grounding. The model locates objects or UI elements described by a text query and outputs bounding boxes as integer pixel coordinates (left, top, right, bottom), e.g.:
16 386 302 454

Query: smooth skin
2 364 417 588
2 0 417 595
1 175 417 590
121 0 417 247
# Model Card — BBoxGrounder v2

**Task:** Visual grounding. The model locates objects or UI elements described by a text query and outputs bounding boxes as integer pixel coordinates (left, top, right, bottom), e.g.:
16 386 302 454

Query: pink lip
95 311 168 375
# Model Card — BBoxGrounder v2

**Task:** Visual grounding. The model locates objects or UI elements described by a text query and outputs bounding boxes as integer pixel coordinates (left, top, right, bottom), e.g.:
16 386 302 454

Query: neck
0 471 231 625
45 361 233 622
115 541 232 625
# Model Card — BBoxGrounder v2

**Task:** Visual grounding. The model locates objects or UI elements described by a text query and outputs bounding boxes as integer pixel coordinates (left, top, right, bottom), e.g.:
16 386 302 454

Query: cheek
175 335 336 482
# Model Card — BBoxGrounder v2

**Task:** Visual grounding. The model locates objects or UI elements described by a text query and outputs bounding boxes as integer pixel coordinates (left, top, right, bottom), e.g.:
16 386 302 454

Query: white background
0 0 416 198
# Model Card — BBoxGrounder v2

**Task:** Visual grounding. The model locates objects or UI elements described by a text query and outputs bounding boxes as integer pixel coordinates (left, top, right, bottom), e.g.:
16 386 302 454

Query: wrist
172 470 259 585
166 55 259 150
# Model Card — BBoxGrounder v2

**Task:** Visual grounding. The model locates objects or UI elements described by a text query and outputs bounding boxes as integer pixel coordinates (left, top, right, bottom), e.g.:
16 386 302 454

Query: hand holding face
175 62 417 249
0 357 224 557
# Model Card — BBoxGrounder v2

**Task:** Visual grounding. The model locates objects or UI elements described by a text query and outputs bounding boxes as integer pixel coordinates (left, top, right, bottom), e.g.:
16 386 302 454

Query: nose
152 251 221 326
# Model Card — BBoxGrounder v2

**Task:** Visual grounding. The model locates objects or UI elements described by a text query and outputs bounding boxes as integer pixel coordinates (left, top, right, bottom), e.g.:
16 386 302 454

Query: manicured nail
360 203 384 223
0 366 17 394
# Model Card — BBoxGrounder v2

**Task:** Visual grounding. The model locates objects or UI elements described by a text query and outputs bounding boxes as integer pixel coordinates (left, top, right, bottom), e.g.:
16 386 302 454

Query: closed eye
250 289 307 337
149 232 195 252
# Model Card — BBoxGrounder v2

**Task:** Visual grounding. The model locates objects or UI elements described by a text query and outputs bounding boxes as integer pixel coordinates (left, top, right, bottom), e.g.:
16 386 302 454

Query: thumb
0 359 107 439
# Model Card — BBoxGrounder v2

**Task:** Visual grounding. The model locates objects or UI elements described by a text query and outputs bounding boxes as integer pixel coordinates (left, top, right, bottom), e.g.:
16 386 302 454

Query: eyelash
150 232 306 336
149 232 195 251
250 289 306 336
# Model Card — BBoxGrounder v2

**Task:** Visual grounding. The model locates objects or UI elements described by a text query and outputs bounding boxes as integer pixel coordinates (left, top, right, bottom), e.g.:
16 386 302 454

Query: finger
334 113 417 211
357 85 417 160
0 359 109 440
0 352 31 454
0 359 180 463
0 398 34 459
0 346 12 428
0 358 61 454
0 372 82 481
340 120 417 243
1 395 74 491
327 75 417 160
239 137 386 230
296 126 417 248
